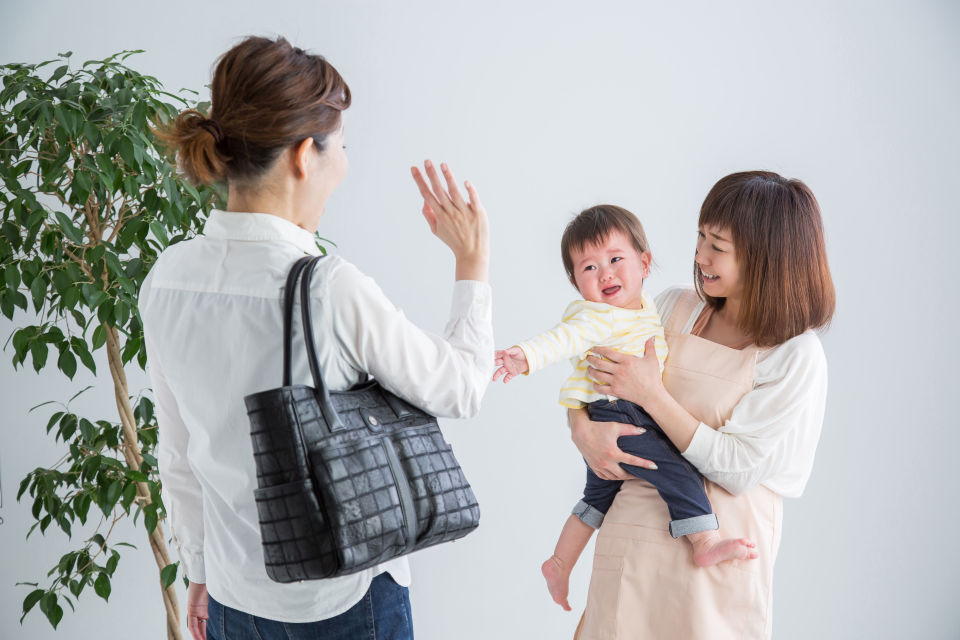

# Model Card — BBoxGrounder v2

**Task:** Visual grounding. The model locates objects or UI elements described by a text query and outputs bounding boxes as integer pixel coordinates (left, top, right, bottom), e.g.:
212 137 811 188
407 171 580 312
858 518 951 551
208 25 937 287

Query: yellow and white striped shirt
516 293 668 408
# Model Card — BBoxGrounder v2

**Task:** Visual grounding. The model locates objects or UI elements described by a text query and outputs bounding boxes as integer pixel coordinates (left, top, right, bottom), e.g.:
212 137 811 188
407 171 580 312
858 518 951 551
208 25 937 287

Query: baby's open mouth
602 285 621 296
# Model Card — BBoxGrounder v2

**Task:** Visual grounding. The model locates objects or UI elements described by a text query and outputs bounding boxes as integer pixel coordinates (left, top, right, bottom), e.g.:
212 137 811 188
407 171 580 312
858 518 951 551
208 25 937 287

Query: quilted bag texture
245 255 481 582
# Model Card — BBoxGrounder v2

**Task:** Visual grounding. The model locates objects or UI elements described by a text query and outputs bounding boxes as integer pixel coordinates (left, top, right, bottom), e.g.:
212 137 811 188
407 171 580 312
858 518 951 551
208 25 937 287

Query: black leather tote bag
245 255 480 582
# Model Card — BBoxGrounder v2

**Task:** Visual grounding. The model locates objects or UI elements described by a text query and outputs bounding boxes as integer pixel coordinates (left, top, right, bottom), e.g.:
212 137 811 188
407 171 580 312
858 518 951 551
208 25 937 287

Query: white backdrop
1 1 958 638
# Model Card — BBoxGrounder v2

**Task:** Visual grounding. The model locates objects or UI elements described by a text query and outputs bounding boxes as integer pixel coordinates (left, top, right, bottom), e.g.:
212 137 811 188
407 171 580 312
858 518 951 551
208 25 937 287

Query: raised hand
493 346 529 383
410 160 489 282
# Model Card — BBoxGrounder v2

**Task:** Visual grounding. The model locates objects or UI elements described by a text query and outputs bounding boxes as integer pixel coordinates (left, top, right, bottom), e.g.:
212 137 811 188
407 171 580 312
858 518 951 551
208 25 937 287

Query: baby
494 205 757 611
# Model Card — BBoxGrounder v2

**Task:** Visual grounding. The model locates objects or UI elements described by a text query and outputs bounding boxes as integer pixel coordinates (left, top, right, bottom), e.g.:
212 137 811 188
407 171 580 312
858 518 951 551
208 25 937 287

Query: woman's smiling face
695 225 741 300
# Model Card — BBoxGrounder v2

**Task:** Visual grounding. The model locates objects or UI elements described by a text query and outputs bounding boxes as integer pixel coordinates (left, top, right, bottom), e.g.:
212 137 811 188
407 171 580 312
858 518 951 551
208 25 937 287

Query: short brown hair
561 204 650 284
155 36 351 185
696 171 836 347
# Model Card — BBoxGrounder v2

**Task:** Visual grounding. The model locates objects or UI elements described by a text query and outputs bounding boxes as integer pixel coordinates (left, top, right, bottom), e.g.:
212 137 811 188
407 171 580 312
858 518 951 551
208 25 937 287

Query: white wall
1 1 957 638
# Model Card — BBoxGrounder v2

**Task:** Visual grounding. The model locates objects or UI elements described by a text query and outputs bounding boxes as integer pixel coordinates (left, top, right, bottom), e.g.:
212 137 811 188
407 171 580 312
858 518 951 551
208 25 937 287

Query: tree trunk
105 326 183 640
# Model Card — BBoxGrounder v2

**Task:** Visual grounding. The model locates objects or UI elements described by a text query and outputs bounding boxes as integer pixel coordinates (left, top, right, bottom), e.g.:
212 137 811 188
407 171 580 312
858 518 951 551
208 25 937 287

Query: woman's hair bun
155 108 228 186
153 36 350 186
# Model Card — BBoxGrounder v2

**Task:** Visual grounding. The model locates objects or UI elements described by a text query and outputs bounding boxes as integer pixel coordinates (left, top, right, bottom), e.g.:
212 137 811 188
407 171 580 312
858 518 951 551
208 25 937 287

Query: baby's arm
493 302 615 383
493 347 528 383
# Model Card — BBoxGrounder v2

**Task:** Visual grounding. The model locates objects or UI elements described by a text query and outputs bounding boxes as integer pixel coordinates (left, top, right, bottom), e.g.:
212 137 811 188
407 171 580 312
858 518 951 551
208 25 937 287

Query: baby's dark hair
561 204 651 282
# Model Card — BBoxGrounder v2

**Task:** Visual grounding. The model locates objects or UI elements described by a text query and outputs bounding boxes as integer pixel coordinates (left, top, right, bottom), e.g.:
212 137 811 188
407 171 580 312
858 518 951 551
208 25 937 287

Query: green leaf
4 264 20 289
78 417 97 441
106 479 122 506
94 573 111 601
59 412 77 439
58 552 77 575
29 340 48 372
143 505 158 534
72 170 92 205
125 469 148 483
17 475 32 500
44 410 65 434
121 481 137 511
106 552 120 576
29 276 46 312
72 339 96 374
160 562 178 590
57 515 72 537
57 348 77 379
75 493 91 523
0 292 14 320
54 211 84 245
91 324 107 349
124 257 143 278
47 602 64 629
21 589 44 620
56 414 76 435
50 65 69 83
68 384 94 403
148 221 168 245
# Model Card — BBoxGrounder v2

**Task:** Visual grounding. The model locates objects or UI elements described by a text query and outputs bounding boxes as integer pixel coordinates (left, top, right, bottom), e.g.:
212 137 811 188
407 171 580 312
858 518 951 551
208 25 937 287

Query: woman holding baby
568 171 835 639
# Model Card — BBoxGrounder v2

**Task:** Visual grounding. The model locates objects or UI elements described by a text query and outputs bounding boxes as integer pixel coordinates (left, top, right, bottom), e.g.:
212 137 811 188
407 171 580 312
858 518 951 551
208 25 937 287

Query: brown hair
696 171 836 347
561 204 650 285
154 36 351 185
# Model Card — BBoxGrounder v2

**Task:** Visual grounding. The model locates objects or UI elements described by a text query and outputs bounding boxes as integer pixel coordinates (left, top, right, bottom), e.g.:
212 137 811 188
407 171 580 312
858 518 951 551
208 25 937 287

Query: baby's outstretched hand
493 347 529 383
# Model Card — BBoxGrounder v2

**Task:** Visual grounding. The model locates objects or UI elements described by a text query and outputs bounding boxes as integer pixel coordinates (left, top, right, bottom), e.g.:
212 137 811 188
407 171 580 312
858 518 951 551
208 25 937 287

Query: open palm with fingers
410 159 489 282
493 346 529 382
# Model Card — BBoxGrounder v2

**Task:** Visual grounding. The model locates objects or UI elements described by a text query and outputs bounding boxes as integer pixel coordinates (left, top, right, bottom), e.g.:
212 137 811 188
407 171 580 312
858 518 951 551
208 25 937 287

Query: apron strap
665 289 703 335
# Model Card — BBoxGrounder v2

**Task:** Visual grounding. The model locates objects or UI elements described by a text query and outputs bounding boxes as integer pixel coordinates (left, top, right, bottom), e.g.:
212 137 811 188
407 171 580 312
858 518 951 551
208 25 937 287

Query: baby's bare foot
692 537 758 567
541 555 572 611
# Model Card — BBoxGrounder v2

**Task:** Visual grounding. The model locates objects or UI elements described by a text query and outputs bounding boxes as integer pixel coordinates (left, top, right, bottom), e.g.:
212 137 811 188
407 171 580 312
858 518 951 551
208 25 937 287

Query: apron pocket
579 538 625 639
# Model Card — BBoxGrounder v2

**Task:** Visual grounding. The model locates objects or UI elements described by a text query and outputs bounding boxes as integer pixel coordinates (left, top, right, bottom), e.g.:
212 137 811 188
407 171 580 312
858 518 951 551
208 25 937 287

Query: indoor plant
0 50 221 639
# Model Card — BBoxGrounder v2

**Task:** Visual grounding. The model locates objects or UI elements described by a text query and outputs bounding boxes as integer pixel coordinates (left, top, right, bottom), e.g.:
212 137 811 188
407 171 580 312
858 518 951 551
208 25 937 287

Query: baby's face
569 230 650 310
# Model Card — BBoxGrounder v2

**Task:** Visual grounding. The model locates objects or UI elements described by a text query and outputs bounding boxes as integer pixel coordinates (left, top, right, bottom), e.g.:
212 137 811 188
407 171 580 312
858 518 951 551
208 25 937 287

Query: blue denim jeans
207 573 413 640
572 399 719 538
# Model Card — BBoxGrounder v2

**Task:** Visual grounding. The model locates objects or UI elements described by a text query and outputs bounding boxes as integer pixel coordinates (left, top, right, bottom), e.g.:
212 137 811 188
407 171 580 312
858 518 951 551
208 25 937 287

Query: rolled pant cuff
668 513 719 538
571 500 605 529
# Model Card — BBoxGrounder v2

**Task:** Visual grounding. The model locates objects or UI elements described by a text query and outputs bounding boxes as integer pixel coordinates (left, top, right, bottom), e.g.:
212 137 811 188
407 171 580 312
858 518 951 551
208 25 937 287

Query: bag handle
280 255 345 431
300 256 346 431
282 256 314 386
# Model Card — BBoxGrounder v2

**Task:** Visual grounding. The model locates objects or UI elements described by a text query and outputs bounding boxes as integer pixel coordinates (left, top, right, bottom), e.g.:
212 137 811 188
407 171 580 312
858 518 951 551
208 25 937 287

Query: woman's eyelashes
697 231 725 253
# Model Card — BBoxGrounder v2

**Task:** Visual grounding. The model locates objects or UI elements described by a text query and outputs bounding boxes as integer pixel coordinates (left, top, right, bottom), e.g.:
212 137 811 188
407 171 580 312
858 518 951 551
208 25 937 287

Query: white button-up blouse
139 210 493 622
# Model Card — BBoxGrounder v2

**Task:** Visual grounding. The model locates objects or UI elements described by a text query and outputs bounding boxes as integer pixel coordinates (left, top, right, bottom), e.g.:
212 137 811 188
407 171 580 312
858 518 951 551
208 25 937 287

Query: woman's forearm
455 255 489 282
639 386 701 453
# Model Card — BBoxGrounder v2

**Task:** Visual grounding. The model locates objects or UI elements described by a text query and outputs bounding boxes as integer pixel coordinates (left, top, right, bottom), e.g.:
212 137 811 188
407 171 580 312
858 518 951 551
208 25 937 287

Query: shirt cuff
516 341 540 375
177 547 206 584
680 421 719 471
450 280 491 321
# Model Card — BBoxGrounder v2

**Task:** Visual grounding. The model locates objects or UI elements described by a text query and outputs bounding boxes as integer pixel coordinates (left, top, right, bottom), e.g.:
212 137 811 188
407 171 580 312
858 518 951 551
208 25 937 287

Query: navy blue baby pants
572 399 719 538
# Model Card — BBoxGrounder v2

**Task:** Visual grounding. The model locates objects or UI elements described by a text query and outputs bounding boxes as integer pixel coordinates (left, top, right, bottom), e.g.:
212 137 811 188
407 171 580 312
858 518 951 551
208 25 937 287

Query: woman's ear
291 137 315 180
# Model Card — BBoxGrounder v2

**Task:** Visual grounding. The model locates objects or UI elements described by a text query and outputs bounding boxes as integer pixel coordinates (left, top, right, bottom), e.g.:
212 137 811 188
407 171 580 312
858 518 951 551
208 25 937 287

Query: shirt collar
202 210 322 255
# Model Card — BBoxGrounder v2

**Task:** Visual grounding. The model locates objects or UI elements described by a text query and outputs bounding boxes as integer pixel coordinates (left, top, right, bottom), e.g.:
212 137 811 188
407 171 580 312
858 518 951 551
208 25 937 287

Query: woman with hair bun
569 171 835 639
142 35 491 640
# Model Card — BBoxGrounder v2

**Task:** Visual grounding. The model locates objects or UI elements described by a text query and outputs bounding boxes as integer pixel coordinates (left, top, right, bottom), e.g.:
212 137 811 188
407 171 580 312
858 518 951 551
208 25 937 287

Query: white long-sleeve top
655 287 828 498
139 210 493 622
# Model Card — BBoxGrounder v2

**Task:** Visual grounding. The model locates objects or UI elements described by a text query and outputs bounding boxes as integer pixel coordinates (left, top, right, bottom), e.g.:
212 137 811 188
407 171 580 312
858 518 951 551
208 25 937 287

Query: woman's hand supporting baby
577 338 700 461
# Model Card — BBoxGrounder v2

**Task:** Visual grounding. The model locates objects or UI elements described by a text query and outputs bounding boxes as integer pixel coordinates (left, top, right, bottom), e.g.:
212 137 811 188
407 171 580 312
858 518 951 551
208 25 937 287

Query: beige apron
575 290 783 640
